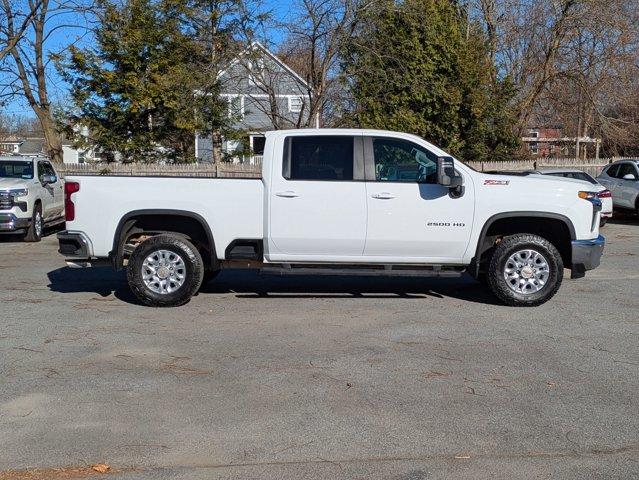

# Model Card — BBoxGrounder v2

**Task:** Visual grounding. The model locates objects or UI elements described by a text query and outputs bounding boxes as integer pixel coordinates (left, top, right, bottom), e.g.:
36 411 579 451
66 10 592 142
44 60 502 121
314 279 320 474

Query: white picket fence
466 157 639 178
56 157 638 179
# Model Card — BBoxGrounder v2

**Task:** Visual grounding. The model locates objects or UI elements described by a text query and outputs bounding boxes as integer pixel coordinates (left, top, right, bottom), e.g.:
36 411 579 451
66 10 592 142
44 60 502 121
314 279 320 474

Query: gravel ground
0 219 638 480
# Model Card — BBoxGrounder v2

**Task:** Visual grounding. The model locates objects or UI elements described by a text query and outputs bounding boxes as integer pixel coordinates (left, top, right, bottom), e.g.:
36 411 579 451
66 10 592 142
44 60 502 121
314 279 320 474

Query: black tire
127 234 204 307
600 217 607 227
486 234 563 307
23 203 43 242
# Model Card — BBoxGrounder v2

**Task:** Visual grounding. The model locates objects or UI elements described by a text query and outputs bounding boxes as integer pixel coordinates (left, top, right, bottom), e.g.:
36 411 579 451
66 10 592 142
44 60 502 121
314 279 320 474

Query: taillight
597 189 612 198
64 181 80 221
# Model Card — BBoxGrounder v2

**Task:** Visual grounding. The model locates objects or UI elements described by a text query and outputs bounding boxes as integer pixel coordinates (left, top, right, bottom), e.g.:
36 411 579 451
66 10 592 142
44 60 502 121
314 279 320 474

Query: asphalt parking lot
1 220 638 480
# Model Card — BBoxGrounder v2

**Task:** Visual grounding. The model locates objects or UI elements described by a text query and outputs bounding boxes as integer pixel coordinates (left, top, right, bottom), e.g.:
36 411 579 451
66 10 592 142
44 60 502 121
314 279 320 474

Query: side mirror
622 174 637 181
41 174 57 185
437 156 463 189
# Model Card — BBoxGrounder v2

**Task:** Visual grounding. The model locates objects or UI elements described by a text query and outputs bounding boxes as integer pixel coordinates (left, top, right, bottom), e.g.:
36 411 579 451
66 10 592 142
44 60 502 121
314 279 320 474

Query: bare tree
0 0 91 162
549 0 639 156
0 0 41 61
472 0 639 154
188 0 265 162
472 0 583 132
278 0 371 128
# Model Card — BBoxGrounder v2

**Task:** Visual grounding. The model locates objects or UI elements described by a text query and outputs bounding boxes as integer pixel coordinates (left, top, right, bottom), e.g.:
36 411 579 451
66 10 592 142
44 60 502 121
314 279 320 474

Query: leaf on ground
90 464 110 474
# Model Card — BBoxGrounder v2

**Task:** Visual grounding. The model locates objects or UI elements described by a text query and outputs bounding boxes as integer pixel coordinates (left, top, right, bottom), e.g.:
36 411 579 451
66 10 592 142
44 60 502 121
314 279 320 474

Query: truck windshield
0 161 34 179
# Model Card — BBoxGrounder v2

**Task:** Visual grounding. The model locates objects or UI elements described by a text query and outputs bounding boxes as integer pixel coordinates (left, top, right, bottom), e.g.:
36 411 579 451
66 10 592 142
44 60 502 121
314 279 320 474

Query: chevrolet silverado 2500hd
57 129 605 307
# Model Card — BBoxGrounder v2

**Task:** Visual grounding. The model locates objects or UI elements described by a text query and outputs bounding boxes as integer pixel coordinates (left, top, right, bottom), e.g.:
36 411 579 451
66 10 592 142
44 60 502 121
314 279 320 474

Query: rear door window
283 136 354 181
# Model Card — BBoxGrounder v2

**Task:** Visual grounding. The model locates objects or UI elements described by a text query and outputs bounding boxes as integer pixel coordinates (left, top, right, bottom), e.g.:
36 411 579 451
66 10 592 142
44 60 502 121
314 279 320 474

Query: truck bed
65 176 264 260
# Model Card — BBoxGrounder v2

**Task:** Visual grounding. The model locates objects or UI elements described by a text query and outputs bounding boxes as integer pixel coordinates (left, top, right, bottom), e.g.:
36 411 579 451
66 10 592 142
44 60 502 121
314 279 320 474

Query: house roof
218 41 310 89
17 138 45 155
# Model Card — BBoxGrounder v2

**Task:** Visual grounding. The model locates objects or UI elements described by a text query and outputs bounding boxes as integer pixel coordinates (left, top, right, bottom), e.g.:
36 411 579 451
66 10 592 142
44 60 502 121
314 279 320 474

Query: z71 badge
484 179 510 185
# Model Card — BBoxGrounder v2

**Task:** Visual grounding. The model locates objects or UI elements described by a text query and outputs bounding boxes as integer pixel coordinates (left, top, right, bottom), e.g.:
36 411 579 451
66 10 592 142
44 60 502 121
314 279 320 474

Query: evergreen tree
342 0 520 162
61 0 229 162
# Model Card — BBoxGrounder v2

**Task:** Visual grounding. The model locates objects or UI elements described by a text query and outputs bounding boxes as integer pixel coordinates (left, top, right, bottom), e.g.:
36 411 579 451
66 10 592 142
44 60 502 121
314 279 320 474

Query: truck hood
479 172 599 192
0 177 30 190
527 173 605 191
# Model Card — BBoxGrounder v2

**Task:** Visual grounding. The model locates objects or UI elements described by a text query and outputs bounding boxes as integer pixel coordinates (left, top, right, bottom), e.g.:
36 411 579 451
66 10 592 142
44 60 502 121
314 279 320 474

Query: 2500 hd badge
427 222 466 227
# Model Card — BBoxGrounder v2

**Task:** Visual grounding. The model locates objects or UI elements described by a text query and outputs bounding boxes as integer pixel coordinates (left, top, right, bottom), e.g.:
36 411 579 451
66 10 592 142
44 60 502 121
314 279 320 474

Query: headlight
578 191 598 200
9 188 29 198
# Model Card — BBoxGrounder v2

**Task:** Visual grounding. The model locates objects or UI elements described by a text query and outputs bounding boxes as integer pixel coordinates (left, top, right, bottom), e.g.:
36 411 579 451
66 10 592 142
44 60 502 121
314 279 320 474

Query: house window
228 96 244 119
530 142 538 154
288 96 303 113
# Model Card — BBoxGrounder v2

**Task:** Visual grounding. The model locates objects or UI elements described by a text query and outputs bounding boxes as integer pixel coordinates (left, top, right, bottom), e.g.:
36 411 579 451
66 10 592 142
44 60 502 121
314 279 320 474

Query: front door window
372 137 437 183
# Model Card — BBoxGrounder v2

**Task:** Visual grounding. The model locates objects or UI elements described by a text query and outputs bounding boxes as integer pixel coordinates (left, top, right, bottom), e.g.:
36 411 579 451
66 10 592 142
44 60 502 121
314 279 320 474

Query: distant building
522 126 602 159
0 136 22 154
195 42 314 164
0 127 102 163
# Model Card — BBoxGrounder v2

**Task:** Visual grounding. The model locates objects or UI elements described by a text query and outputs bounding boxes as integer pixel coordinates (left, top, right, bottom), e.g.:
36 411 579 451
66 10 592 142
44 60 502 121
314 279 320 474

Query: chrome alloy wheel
142 249 186 294
503 249 549 295
34 211 42 237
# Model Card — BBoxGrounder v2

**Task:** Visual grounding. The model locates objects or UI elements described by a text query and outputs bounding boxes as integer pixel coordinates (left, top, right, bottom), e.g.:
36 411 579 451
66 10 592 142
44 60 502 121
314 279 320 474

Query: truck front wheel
24 203 43 242
127 234 204 307
486 234 563 307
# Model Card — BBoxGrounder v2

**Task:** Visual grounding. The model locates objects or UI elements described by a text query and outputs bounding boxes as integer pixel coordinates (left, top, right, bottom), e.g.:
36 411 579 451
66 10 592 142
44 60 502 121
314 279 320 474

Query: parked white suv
596 160 639 218
58 129 605 307
0 156 65 241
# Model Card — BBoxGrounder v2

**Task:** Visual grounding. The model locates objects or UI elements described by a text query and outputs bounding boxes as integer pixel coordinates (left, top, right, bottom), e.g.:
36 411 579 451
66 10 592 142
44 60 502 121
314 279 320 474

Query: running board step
260 265 465 278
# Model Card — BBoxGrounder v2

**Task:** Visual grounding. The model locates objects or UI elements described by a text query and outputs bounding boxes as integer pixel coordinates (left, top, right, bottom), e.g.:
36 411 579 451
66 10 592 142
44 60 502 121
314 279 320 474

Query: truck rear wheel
127 234 204 307
486 234 563 307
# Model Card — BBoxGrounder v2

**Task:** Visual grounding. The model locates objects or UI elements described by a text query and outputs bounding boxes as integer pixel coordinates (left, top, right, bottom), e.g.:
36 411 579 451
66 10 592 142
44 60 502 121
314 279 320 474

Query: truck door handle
371 192 395 199
275 190 299 198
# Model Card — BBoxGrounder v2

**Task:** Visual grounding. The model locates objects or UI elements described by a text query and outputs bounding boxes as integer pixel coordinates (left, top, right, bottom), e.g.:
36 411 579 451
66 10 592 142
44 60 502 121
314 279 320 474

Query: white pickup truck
1 156 65 241
58 129 605 307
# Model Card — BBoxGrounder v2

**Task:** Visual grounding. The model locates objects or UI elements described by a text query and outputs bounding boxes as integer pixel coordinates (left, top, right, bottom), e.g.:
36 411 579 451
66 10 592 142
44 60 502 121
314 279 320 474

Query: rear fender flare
110 209 216 270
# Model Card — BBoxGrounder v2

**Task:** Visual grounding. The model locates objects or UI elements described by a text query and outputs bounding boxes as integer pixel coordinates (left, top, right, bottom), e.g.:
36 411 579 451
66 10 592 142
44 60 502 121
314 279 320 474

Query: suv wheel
24 203 43 242
127 234 204 307
486 234 563 307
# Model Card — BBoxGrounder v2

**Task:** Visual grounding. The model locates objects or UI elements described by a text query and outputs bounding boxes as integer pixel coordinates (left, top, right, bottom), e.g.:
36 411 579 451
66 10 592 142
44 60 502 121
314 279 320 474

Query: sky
2 0 295 118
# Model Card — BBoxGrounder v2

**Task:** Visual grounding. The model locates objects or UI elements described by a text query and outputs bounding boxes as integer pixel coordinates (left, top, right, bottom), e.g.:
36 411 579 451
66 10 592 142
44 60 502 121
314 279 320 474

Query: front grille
0 192 14 210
